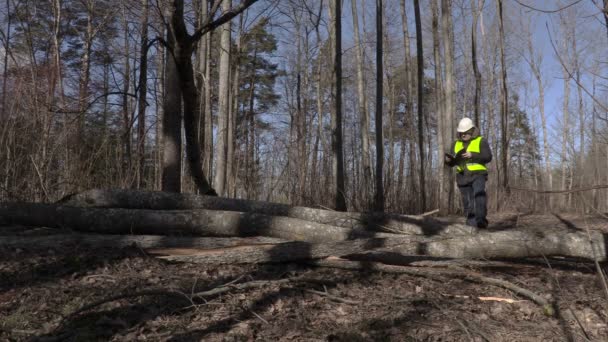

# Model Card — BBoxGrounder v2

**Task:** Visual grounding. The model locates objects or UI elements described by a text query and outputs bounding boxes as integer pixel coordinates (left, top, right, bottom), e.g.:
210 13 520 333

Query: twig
420 209 440 217
250 310 269 324
304 289 361 305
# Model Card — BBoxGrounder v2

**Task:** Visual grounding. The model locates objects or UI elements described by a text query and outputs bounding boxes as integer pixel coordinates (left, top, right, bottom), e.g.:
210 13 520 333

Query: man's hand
444 153 454 164
462 151 473 159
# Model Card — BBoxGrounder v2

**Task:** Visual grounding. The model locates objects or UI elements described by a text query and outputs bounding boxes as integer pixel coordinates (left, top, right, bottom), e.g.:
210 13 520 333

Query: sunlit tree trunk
397 0 412 208
214 0 232 196
441 0 456 212
431 0 447 214
525 24 551 210
352 0 372 208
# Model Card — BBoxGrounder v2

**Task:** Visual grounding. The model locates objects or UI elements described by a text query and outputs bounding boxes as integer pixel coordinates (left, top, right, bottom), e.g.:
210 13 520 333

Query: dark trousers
458 175 488 228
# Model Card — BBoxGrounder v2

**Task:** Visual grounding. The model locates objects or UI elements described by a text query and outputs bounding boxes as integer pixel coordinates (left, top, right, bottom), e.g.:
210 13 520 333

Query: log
149 230 606 263
0 232 286 250
0 202 401 242
59 189 476 236
150 236 415 264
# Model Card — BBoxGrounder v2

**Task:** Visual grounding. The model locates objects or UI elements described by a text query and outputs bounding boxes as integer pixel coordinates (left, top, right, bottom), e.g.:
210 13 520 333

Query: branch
513 0 583 14
190 0 259 43
511 185 608 194
546 23 608 113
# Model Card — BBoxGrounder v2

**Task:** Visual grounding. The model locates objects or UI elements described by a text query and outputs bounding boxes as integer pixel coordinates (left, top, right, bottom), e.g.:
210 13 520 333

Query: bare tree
352 0 371 207
0 0 9 119
161 5 182 193
413 0 425 212
522 16 552 209
374 0 384 212
397 0 413 207
441 0 456 212
471 0 483 127
329 0 346 211
496 0 509 197
137 0 150 189
213 0 233 196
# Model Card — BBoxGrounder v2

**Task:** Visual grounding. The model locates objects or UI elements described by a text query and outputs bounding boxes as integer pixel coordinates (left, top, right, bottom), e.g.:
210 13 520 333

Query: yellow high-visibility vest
454 136 488 173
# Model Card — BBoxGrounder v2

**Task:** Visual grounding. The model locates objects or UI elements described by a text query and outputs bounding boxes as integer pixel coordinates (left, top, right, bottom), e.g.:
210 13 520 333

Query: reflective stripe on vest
454 136 487 173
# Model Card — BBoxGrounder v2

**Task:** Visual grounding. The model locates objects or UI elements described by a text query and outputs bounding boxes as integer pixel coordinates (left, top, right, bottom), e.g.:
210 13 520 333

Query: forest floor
1 212 608 341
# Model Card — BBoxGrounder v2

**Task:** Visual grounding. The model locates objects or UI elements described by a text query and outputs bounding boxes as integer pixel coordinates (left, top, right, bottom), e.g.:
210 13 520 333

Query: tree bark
471 0 482 127
161 9 183 193
352 0 372 208
0 232 284 250
398 0 413 208
60 189 476 235
431 0 448 215
213 0 232 196
0 202 400 242
496 0 509 197
374 0 385 212
330 0 347 211
3 207 605 262
441 0 456 213
137 0 150 189
413 0 426 212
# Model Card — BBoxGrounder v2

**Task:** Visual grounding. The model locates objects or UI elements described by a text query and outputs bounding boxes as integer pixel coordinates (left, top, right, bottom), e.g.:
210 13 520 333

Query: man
444 117 492 228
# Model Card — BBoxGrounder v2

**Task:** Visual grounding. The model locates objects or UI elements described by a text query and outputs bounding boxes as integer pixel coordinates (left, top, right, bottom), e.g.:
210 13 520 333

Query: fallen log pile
1 189 605 262
1 188 606 315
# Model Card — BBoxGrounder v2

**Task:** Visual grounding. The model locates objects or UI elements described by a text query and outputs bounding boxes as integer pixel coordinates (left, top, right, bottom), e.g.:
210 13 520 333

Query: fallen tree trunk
0 233 286 250
59 189 474 236
151 230 606 263
0 202 401 242
149 237 415 264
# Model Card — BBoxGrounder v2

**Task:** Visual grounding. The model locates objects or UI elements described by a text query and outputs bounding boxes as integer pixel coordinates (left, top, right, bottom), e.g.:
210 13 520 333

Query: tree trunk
496 0 509 197
525 29 551 209
561 70 570 209
374 0 385 212
0 202 400 243
398 0 412 209
213 0 232 196
203 25 214 179
170 0 216 195
352 0 372 208
2 204 606 262
137 0 150 189
431 0 448 215
60 188 476 236
413 0 426 212
441 0 456 213
161 15 182 193
471 0 482 127
121 6 132 184
0 233 284 251
0 0 9 120
330 0 347 211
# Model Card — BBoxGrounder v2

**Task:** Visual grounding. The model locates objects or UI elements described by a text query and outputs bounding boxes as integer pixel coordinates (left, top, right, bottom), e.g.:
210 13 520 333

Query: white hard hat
457 117 475 133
